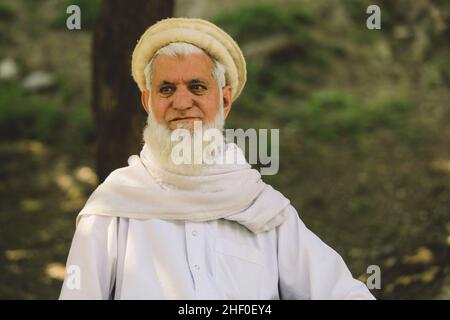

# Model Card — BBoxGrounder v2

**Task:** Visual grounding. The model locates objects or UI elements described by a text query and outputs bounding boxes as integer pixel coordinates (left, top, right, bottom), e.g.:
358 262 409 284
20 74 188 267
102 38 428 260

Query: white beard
142 100 225 175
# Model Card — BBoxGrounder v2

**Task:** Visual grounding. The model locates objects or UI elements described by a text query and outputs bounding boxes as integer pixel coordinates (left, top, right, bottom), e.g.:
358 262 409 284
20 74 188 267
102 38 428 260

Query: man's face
141 52 232 130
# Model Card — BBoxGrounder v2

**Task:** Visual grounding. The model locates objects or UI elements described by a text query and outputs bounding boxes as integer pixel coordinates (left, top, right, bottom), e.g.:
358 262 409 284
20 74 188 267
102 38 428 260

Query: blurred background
0 0 448 299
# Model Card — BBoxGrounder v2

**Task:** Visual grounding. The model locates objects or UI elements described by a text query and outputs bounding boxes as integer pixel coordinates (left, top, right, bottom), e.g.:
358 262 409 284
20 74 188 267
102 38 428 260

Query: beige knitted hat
131 17 247 101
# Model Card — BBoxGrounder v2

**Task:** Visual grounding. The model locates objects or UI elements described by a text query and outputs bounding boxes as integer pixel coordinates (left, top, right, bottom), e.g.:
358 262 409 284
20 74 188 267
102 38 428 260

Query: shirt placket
185 222 207 297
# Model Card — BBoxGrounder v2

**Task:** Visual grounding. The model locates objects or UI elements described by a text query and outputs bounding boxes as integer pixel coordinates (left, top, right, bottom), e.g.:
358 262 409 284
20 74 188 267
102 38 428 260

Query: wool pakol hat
131 17 247 101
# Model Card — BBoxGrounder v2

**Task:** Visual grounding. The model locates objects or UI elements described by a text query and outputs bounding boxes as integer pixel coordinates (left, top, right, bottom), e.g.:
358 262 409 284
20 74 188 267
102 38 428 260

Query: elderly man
59 18 374 300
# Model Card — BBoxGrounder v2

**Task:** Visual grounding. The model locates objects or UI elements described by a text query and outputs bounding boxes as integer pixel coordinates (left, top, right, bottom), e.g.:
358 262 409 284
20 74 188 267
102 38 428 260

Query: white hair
143 42 226 96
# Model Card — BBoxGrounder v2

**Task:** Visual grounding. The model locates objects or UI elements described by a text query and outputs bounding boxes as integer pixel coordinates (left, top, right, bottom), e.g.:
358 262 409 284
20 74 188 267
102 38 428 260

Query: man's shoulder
102 157 150 188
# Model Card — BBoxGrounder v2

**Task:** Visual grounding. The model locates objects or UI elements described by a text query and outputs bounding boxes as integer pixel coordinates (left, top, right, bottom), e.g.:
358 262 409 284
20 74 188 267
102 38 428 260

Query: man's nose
172 86 193 111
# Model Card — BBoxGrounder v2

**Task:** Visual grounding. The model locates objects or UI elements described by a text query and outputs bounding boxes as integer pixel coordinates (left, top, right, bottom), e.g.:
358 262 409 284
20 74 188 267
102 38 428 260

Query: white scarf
76 143 291 233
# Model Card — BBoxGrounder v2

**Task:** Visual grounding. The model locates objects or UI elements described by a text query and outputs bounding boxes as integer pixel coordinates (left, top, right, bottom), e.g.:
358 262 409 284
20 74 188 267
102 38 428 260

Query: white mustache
169 116 202 122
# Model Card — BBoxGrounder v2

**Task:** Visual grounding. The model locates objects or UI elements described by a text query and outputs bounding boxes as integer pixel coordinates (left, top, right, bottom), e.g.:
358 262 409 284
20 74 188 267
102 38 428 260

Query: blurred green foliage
0 2 16 43
214 3 315 42
214 3 420 143
0 2 15 20
50 0 101 31
0 81 94 144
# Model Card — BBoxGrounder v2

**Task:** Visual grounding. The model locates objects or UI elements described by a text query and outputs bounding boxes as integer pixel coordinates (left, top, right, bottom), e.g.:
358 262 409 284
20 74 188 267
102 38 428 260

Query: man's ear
141 89 150 114
222 85 233 119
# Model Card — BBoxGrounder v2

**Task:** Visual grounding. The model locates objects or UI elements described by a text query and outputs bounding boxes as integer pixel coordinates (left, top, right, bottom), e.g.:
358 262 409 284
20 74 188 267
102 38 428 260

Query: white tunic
59 205 375 300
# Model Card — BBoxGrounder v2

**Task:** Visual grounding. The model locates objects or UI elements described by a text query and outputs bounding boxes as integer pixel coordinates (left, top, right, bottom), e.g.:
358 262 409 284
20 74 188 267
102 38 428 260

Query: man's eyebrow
157 79 208 86
188 79 208 84
159 80 175 87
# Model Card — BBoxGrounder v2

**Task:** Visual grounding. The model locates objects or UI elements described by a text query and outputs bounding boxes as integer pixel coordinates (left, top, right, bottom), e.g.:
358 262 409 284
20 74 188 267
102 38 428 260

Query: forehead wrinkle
152 53 214 87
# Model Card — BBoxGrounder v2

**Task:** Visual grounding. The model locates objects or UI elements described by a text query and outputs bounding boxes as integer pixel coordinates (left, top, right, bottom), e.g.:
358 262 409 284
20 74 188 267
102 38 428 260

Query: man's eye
160 87 174 94
190 84 206 92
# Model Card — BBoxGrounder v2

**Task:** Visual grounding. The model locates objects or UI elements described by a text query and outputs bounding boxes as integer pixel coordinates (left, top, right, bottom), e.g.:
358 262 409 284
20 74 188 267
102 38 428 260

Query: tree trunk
92 0 174 183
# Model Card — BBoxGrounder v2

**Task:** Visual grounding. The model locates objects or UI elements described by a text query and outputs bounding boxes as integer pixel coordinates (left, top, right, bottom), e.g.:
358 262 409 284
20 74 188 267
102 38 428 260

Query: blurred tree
92 0 174 182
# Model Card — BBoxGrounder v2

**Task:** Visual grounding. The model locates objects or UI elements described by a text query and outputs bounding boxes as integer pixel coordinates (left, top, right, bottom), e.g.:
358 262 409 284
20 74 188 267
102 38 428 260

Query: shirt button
192 230 198 237
194 264 200 271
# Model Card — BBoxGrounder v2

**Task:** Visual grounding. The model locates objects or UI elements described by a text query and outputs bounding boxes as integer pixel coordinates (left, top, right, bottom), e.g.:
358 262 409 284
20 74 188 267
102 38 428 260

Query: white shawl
76 143 291 233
